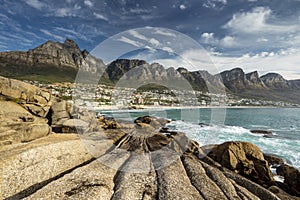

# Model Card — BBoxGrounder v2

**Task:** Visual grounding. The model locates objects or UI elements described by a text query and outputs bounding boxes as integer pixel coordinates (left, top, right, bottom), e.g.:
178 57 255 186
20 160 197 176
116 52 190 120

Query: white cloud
24 0 46 10
84 0 93 8
223 7 296 34
40 29 63 41
201 32 236 47
93 12 108 21
149 38 160 46
153 49 218 73
203 0 227 10
74 4 81 10
54 8 77 17
201 32 216 43
221 36 236 47
162 46 175 53
179 4 187 10
200 6 300 55
129 30 148 40
129 8 150 14
209 49 300 79
150 47 300 80
116 36 142 47
55 27 92 42
129 30 161 46
257 37 268 42
154 29 176 37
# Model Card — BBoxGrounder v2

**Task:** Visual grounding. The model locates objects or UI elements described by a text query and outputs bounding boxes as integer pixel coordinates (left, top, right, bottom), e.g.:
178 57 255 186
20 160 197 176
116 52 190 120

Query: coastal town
25 80 300 108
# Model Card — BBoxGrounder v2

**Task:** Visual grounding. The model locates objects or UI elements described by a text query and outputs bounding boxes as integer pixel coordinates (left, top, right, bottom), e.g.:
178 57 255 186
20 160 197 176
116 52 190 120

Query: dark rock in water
250 129 272 134
159 127 169 133
98 116 121 130
208 141 274 183
263 134 275 138
134 115 171 129
198 122 210 127
264 154 285 166
276 164 300 196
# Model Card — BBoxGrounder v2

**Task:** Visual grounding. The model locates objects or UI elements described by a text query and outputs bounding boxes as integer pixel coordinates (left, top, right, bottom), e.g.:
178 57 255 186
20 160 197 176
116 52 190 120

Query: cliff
0 38 106 82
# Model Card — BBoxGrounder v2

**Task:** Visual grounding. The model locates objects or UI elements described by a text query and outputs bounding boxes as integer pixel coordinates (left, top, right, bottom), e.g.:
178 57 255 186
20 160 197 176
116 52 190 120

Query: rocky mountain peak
220 68 267 91
225 67 245 76
246 70 259 77
82 49 90 58
64 38 80 49
220 68 246 92
0 38 106 82
261 73 289 89
176 67 189 74
246 71 266 88
261 73 284 79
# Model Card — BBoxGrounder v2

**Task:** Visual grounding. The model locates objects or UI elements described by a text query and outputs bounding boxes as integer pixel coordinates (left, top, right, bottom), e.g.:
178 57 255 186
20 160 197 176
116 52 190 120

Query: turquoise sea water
99 108 300 170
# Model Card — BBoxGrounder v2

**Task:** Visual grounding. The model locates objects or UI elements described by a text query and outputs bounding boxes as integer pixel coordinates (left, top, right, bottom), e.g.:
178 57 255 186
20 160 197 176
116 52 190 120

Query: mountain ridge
0 39 299 103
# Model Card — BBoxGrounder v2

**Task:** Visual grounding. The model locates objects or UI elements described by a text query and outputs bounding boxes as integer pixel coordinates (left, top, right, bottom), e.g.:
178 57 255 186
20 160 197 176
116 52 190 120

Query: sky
0 0 300 79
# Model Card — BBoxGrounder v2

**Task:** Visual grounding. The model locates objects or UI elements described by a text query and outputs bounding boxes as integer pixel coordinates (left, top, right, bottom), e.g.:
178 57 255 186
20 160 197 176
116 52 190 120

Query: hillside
0 39 299 104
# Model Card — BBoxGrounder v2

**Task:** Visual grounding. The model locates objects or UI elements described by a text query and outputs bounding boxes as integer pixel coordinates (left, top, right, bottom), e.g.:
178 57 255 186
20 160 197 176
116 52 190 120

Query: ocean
98 108 300 170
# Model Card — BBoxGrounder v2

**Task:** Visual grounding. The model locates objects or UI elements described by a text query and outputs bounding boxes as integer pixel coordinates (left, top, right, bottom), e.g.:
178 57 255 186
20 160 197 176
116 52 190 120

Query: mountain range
0 39 299 103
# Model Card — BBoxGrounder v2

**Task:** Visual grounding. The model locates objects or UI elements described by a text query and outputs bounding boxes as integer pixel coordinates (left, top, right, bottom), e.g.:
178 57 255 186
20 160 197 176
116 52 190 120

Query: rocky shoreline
1 76 299 199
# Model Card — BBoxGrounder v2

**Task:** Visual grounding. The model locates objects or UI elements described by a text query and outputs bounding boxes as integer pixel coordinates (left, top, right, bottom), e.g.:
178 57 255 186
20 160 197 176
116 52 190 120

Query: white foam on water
274 175 284 183
249 125 270 128
167 120 300 170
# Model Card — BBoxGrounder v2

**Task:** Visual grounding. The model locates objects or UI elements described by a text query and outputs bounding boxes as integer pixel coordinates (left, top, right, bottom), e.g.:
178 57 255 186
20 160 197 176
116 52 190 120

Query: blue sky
0 0 300 79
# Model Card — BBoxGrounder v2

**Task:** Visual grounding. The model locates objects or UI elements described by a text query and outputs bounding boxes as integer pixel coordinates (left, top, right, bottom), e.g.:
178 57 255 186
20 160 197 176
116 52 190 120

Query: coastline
93 105 285 111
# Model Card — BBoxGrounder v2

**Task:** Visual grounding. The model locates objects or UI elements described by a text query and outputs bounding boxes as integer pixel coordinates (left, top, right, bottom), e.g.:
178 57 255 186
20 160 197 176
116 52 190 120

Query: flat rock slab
24 160 117 200
1 134 94 199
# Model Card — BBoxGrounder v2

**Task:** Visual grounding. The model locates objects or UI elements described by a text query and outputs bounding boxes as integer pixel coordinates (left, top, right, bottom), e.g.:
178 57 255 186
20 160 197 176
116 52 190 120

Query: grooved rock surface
0 76 53 145
0 101 51 145
3 118 296 200
1 134 93 199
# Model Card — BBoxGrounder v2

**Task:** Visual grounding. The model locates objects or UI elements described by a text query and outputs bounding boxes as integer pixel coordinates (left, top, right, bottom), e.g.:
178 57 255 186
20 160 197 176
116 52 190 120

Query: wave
166 120 300 170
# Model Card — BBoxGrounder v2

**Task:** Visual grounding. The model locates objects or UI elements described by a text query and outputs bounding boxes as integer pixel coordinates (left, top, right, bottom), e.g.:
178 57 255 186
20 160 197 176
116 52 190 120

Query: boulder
0 134 94 199
0 76 52 118
276 164 300 196
50 99 70 128
264 154 285 166
0 101 51 145
101 118 121 130
62 119 89 133
134 116 170 129
51 99 99 133
208 141 274 183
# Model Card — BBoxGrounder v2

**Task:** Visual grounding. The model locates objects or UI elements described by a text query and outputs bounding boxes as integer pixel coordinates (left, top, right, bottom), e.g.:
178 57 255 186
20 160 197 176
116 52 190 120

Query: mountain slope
0 39 299 104
220 68 267 92
0 39 105 82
